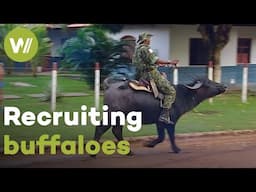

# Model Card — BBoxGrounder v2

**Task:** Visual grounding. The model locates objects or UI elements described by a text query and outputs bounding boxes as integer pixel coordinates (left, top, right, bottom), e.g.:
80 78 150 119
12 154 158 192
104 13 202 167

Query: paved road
1 131 256 168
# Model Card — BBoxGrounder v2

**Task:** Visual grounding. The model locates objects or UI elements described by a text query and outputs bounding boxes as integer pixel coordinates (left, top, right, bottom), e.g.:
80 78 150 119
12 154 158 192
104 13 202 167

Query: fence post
173 64 178 85
0 62 4 112
208 61 214 103
241 63 248 103
95 62 100 110
51 62 57 112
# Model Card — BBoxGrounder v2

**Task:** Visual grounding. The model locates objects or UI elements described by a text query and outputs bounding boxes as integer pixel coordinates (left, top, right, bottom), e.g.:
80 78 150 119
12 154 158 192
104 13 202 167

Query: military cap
137 32 153 43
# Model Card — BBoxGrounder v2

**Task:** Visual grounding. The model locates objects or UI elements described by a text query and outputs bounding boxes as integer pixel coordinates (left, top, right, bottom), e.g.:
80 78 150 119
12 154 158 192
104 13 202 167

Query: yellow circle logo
4 27 38 62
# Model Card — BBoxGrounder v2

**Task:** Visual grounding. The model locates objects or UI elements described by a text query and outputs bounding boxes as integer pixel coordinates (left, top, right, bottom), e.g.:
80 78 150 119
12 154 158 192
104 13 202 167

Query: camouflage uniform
132 33 176 119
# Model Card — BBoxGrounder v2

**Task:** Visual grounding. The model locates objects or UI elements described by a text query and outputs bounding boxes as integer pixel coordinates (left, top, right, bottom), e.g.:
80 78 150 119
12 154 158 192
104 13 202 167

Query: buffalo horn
185 81 203 89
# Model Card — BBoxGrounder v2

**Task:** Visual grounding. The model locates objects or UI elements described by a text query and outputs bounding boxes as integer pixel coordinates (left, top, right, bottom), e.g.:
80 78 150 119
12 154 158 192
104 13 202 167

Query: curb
125 129 256 144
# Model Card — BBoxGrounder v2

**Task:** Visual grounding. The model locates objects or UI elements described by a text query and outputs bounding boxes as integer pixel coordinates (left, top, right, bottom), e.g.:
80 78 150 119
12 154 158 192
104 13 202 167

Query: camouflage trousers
149 69 176 109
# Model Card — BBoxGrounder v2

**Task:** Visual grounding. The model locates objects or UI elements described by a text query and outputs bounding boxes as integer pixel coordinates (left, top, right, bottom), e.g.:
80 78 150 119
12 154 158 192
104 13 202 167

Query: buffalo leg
166 124 181 153
144 122 165 148
94 121 111 141
112 125 124 141
112 125 133 156
91 122 111 158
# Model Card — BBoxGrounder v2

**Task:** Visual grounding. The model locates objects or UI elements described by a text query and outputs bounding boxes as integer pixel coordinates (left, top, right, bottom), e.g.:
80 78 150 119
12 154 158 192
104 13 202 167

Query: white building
46 24 256 85
112 24 256 66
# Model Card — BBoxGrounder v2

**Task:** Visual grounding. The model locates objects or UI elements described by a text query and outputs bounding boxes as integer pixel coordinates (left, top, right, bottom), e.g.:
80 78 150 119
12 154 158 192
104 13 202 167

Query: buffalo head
185 77 227 100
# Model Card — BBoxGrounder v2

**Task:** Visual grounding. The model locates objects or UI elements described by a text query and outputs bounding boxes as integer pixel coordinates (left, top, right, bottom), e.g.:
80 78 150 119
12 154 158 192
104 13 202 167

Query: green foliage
60 25 130 88
95 24 124 34
4 75 93 97
0 24 18 74
30 25 52 77
0 24 52 76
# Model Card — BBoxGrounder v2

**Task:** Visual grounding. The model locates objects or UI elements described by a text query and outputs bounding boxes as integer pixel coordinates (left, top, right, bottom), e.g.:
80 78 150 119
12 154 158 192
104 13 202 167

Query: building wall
220 29 237 66
159 65 256 86
235 26 256 64
251 38 256 64
111 25 171 60
221 26 256 66
170 25 256 67
48 28 76 57
170 25 240 67
48 29 65 57
170 25 202 66
48 24 256 67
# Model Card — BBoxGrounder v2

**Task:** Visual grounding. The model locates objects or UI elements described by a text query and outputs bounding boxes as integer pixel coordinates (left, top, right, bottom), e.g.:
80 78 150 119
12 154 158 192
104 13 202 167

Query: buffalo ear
185 81 203 90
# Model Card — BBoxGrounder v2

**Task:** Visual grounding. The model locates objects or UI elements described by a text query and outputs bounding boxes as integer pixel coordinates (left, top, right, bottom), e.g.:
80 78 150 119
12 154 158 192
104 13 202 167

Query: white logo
9 38 33 54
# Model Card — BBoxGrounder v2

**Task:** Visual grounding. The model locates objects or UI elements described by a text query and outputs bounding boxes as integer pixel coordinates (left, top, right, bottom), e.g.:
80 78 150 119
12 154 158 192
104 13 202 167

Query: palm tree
95 24 124 34
0 24 52 76
60 25 129 88
0 24 18 74
30 25 52 77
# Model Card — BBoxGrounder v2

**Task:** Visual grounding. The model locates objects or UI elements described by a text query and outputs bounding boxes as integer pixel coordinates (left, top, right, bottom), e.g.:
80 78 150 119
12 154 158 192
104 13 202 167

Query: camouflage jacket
132 44 159 80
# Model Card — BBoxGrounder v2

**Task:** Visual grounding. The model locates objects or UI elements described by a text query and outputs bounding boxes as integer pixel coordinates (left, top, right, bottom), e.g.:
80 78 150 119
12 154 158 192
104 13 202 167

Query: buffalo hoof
89 154 97 158
127 150 134 156
172 146 181 153
143 141 155 148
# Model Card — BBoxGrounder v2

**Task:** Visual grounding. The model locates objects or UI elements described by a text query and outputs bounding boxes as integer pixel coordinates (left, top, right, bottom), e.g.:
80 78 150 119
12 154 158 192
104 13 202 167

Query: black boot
158 108 174 124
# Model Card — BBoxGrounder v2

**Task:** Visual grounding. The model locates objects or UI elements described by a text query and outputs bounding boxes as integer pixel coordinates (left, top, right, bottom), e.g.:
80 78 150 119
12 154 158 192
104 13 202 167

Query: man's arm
156 59 179 66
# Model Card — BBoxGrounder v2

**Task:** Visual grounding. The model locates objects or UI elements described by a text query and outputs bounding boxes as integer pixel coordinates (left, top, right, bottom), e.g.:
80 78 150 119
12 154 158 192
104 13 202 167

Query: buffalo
94 76 227 153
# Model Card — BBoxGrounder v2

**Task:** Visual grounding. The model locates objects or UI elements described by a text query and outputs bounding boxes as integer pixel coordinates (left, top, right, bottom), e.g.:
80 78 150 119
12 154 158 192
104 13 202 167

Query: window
189 38 209 65
237 38 251 64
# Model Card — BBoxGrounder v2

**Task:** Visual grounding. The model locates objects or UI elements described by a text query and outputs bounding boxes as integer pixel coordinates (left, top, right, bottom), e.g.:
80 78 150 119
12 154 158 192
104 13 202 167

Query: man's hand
168 59 179 65
157 59 179 66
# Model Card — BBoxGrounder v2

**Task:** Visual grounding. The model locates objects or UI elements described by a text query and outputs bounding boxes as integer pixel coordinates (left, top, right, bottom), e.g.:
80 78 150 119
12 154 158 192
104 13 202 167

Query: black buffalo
94 76 227 153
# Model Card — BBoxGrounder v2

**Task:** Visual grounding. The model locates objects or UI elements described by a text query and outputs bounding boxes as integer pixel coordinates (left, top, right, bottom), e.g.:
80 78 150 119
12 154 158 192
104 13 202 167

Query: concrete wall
48 29 64 57
170 25 202 66
48 24 256 67
48 28 76 57
221 26 256 66
171 25 256 67
170 25 238 66
159 65 256 86
235 26 256 64
220 29 237 66
110 25 171 60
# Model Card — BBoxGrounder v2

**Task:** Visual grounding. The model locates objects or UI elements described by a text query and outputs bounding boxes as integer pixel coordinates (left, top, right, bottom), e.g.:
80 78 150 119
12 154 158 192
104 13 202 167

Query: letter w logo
9 38 33 54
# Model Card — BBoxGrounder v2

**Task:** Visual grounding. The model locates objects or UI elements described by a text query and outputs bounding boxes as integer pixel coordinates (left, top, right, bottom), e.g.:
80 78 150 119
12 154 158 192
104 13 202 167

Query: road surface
1 130 256 168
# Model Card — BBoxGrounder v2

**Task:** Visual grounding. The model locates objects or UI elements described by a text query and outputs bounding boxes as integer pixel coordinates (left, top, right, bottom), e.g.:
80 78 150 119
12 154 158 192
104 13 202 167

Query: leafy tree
60 25 129 88
198 24 232 82
0 24 18 74
30 25 52 77
0 24 52 76
95 24 124 34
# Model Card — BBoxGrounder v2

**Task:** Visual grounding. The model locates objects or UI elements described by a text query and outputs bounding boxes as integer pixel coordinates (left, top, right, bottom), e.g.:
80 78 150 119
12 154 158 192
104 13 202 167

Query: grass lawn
1 75 256 147
4 75 93 95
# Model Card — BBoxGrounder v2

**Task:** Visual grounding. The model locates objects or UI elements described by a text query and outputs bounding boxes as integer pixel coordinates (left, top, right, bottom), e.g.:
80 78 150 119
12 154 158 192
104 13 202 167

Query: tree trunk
213 48 221 83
